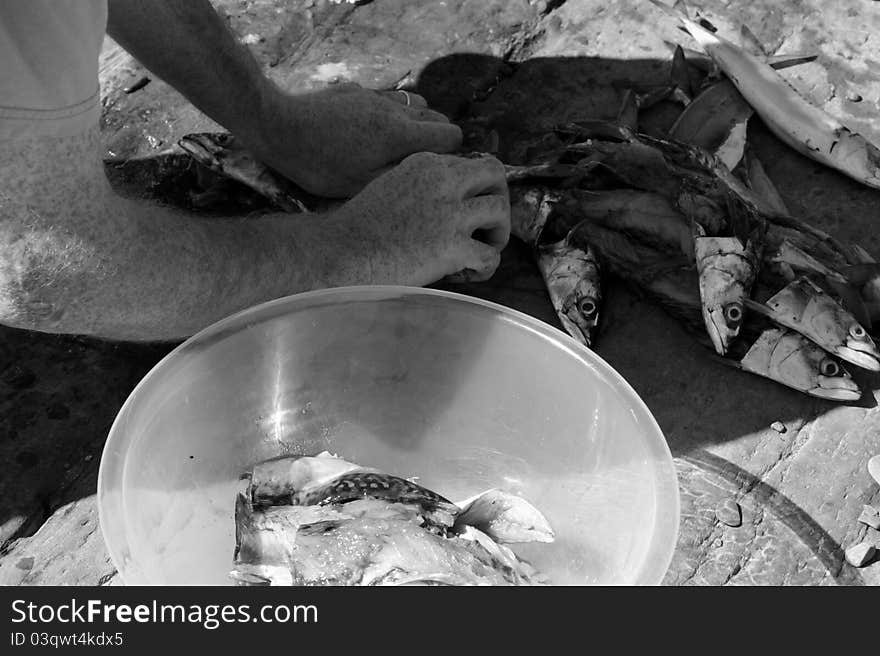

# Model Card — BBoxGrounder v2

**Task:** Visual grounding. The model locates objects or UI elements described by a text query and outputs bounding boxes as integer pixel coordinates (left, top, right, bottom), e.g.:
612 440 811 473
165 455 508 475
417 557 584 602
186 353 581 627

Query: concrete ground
1 0 879 585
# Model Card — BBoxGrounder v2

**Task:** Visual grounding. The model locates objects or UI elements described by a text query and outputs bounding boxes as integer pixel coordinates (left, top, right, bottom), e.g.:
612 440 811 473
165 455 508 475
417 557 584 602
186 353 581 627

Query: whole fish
178 133 311 213
510 188 603 347
232 452 552 586
649 0 880 189
745 277 880 371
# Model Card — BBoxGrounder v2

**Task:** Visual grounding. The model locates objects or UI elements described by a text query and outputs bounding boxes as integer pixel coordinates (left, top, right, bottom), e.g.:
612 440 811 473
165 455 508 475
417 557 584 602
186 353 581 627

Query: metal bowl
98 286 679 585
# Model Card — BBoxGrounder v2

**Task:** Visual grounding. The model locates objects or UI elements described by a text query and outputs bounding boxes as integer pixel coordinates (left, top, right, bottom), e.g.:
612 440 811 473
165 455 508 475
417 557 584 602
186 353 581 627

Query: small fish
730 326 862 402
693 231 759 355
536 230 602 347
745 277 880 371
650 0 880 189
510 189 604 347
178 132 311 213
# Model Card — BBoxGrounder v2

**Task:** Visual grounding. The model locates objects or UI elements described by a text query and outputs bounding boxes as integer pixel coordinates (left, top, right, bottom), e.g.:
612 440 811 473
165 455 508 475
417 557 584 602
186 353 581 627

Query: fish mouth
703 307 738 355
835 344 880 372
559 313 593 347
812 376 863 401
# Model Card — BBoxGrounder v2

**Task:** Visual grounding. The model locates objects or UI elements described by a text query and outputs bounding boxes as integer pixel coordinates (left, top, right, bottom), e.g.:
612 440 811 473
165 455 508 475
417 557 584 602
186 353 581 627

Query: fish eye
723 303 743 326
849 324 867 340
579 299 598 318
820 359 840 377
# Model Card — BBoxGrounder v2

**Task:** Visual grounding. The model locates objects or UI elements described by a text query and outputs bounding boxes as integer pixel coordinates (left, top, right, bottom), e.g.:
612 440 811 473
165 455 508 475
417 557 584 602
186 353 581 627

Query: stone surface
4 0 880 586
858 505 880 530
715 498 742 528
771 421 787 434
844 542 876 568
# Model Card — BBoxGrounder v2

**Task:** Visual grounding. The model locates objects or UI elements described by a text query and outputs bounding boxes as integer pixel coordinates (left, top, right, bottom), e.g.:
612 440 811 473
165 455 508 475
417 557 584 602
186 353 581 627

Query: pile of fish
503 1 880 402
174 1 880 402
232 452 554 586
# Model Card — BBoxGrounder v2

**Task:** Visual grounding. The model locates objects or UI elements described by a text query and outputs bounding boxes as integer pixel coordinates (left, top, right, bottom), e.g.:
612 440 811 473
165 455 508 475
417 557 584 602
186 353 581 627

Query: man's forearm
0 129 379 342
106 0 279 149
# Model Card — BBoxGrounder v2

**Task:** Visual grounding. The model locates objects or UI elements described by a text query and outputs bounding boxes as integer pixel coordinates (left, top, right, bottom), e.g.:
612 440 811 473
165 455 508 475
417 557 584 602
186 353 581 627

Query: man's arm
0 128 508 341
106 0 463 198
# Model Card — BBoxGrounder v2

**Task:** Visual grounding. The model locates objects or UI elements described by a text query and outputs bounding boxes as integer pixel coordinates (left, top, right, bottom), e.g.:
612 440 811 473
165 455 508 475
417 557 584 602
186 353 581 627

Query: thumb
452 240 502 282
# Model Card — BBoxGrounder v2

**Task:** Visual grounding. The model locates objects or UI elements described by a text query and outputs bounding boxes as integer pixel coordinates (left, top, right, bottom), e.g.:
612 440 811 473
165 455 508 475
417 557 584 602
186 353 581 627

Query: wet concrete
2 0 880 585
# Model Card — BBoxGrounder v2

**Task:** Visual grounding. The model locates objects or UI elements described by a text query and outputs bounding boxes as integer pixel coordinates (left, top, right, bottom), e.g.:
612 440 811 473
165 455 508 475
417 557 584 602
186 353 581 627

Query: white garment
0 0 107 139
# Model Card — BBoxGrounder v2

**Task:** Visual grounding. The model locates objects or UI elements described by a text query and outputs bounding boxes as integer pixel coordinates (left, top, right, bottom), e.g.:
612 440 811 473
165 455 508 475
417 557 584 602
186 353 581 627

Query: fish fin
841 263 880 285
743 297 773 318
767 53 819 70
670 45 694 98
616 88 640 131
739 23 768 57
648 0 685 19
707 352 743 371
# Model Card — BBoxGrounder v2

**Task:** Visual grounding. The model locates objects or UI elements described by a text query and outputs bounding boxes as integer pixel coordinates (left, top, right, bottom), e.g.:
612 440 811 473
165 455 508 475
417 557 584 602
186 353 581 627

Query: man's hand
331 152 510 285
251 83 463 199
108 1 461 199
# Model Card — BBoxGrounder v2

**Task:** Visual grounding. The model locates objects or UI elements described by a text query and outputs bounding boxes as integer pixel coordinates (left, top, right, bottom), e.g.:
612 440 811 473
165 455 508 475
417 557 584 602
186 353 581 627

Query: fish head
739 328 862 401
560 281 602 347
695 235 757 355
537 239 602 347
837 322 880 372
703 300 745 355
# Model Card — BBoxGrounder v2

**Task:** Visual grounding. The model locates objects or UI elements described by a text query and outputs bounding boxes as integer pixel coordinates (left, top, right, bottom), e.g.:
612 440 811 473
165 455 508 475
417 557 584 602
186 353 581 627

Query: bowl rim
98 284 680 585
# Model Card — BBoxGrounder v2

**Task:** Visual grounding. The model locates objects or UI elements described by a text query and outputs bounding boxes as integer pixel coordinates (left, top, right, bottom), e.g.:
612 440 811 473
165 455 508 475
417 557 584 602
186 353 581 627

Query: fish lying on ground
511 188 604 347
649 0 880 189
570 219 863 401
745 277 880 371
232 452 553 586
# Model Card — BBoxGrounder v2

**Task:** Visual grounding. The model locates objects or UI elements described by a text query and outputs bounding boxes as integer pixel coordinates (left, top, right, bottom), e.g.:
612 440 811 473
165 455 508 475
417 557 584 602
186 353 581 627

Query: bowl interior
99 286 679 585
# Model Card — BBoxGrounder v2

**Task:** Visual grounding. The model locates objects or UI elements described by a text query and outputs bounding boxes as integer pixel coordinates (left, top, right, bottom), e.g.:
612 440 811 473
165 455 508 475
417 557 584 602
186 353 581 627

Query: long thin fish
650 0 880 189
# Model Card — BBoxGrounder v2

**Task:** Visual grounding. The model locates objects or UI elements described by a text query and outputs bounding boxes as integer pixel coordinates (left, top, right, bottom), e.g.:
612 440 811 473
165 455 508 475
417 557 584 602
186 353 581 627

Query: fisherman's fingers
460 193 511 251
452 240 503 282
